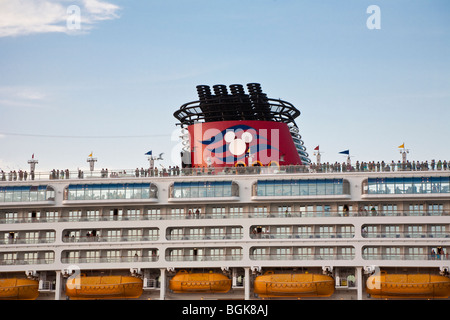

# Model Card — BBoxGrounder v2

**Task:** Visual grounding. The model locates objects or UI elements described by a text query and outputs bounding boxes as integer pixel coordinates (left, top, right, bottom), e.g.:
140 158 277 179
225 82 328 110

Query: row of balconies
1 245 448 266
1 223 448 245
1 208 449 225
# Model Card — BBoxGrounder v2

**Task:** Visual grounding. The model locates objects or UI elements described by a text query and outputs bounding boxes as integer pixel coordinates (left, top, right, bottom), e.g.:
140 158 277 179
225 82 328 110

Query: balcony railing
250 253 355 261
166 234 242 241
362 253 450 261
362 232 450 239
1 209 449 225
60 256 158 264
0 237 55 245
250 232 354 239
165 254 242 262
0 257 54 265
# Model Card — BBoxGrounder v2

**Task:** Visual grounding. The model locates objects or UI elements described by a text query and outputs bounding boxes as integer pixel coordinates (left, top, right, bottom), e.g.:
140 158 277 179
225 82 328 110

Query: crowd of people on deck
0 170 35 181
1 159 450 182
309 159 450 173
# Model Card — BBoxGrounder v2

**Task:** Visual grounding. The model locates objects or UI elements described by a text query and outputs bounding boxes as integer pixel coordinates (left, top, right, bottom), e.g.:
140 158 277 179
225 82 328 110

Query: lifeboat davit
367 273 450 299
254 271 335 298
66 275 143 300
0 278 39 300
169 270 231 293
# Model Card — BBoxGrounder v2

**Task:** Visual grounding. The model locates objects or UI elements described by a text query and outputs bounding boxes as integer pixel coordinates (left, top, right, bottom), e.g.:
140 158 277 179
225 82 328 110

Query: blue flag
339 150 350 155
145 150 152 155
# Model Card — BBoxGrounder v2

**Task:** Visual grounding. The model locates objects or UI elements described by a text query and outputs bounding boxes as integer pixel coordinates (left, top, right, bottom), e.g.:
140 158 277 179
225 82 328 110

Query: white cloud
0 0 120 37
0 86 48 108
82 0 120 20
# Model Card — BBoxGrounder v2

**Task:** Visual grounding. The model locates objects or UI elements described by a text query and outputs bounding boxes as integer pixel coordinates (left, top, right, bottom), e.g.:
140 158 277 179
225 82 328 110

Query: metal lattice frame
173 83 301 127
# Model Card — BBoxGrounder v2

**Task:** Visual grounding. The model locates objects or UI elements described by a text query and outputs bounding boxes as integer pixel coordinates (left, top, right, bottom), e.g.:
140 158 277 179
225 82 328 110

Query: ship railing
150 210 448 220
165 255 243 262
1 210 449 225
4 251 449 267
56 253 450 265
3 252 449 266
60 256 159 264
0 257 55 265
3 230 447 245
249 254 355 261
2 160 450 182
362 232 450 239
362 253 450 261
166 234 242 241
251 252 450 261
250 232 355 240
0 237 56 245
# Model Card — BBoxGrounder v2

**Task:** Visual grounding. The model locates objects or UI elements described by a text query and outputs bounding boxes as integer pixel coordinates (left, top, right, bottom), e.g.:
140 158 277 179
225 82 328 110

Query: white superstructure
0 166 449 300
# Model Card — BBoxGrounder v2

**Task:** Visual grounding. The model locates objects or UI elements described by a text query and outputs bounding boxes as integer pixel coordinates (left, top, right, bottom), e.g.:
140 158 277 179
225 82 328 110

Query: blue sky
0 0 449 172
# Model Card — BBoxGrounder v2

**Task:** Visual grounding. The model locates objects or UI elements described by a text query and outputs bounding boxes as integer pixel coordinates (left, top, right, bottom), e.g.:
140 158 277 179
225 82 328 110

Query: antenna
27 154 38 180
87 153 97 174
398 143 409 162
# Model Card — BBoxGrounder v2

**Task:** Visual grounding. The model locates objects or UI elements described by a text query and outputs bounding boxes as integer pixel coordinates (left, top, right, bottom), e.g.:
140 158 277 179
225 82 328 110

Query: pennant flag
145 150 152 155
31 153 34 159
88 152 93 157
314 145 319 151
398 143 405 149
339 150 350 155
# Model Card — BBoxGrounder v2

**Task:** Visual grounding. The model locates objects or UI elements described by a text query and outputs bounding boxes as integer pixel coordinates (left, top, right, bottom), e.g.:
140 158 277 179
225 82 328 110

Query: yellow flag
88 153 93 157
398 143 404 149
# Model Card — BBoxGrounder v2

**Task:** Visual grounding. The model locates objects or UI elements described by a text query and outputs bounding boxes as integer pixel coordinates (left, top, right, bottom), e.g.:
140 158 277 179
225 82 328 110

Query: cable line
0 132 171 139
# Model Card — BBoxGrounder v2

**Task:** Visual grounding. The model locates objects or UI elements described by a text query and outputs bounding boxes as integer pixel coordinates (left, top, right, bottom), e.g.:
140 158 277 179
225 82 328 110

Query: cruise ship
0 83 449 301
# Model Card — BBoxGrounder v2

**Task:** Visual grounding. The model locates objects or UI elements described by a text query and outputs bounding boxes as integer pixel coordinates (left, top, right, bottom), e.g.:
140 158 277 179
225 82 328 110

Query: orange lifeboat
0 278 39 300
367 272 450 299
169 270 231 293
254 271 335 298
66 275 143 300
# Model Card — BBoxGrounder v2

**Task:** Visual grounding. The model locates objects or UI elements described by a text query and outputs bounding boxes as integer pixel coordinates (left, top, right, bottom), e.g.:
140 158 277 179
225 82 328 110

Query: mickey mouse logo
224 131 253 156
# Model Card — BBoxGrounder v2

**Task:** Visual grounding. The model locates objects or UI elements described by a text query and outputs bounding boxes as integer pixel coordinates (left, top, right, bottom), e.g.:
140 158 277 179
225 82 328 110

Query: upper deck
1 161 450 216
